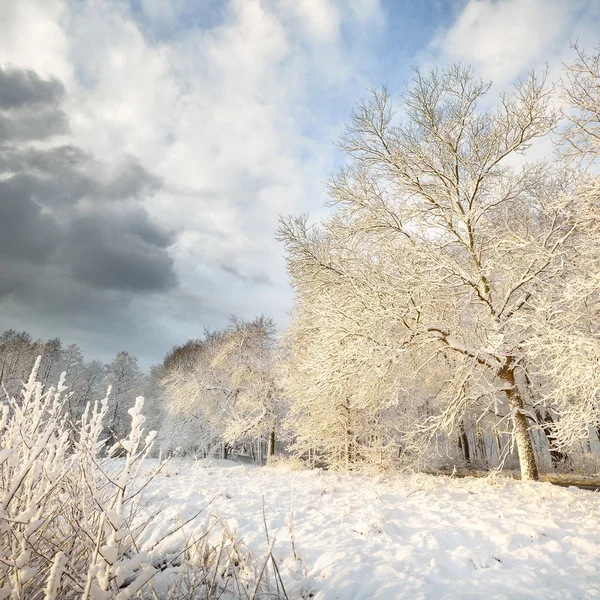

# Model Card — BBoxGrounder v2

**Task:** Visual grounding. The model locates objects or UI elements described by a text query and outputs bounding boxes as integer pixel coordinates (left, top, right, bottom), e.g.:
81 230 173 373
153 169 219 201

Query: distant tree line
0 329 162 444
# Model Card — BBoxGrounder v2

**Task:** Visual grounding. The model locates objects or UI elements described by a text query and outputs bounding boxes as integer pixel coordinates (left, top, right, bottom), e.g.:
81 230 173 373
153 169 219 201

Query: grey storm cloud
0 67 65 109
0 66 70 141
0 65 178 305
220 263 271 285
66 210 177 292
0 145 161 207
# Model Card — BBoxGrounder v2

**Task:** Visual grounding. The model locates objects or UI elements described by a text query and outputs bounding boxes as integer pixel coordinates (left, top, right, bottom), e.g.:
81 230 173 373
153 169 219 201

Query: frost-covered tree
0 333 68 396
516 44 600 451
281 286 412 471
0 330 37 394
72 359 105 420
36 337 63 386
278 65 595 480
58 343 85 420
161 317 283 461
159 331 228 455
561 42 600 167
103 351 145 441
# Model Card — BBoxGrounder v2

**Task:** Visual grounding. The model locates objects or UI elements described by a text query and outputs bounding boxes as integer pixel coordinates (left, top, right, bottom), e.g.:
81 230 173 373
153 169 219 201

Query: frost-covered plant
0 359 72 597
0 360 292 599
164 516 294 600
0 357 158 599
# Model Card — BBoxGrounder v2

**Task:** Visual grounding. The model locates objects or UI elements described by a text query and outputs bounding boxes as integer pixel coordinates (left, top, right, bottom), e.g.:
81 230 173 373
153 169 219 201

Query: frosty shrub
0 359 291 599
164 517 292 599
266 455 306 471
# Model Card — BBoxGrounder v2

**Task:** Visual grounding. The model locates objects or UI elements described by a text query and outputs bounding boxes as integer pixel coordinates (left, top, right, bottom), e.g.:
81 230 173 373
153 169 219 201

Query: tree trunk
346 430 354 468
342 398 354 469
458 420 471 464
267 429 275 462
475 422 487 466
494 432 502 464
499 357 539 481
535 409 567 467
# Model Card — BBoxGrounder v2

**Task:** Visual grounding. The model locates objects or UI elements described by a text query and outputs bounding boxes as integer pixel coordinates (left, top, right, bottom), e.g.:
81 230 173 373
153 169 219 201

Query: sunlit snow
139 460 600 599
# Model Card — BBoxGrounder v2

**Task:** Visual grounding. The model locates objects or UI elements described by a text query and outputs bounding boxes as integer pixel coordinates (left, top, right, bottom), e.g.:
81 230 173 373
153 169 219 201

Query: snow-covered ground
140 459 600 599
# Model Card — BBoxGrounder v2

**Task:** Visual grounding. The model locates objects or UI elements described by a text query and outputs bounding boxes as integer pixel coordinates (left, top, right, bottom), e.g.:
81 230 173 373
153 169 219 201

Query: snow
135 459 600 599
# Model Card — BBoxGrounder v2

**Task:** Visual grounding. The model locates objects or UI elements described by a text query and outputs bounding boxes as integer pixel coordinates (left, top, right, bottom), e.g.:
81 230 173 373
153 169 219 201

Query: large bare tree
278 65 595 480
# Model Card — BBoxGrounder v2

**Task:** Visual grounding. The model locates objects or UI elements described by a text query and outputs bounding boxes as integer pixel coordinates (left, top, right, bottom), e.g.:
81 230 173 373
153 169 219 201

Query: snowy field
140 459 600 599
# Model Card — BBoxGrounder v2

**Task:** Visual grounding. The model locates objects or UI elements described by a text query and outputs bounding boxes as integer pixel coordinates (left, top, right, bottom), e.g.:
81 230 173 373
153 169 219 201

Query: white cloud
429 0 598 86
0 0 72 83
0 0 384 364
278 0 341 43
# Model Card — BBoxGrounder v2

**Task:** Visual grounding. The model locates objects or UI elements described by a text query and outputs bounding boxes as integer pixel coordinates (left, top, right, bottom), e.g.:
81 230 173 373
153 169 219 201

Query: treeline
0 323 281 463
157 48 600 480
0 329 162 442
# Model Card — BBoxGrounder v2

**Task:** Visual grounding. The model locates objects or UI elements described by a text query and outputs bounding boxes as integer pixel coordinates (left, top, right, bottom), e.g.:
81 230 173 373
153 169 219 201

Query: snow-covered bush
0 359 292 599
0 357 157 598
266 455 306 471
164 517 291 599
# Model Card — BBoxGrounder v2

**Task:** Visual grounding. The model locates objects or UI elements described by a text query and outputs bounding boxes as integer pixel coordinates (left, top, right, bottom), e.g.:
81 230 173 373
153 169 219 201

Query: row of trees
0 323 282 464
0 330 160 441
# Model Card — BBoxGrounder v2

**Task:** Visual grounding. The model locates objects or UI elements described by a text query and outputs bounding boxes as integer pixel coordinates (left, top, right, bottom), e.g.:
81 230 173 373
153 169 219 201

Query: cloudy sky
1 0 599 369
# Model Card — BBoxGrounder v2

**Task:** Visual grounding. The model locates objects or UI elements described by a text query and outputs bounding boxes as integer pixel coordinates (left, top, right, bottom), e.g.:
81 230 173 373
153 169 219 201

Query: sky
1 0 599 369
